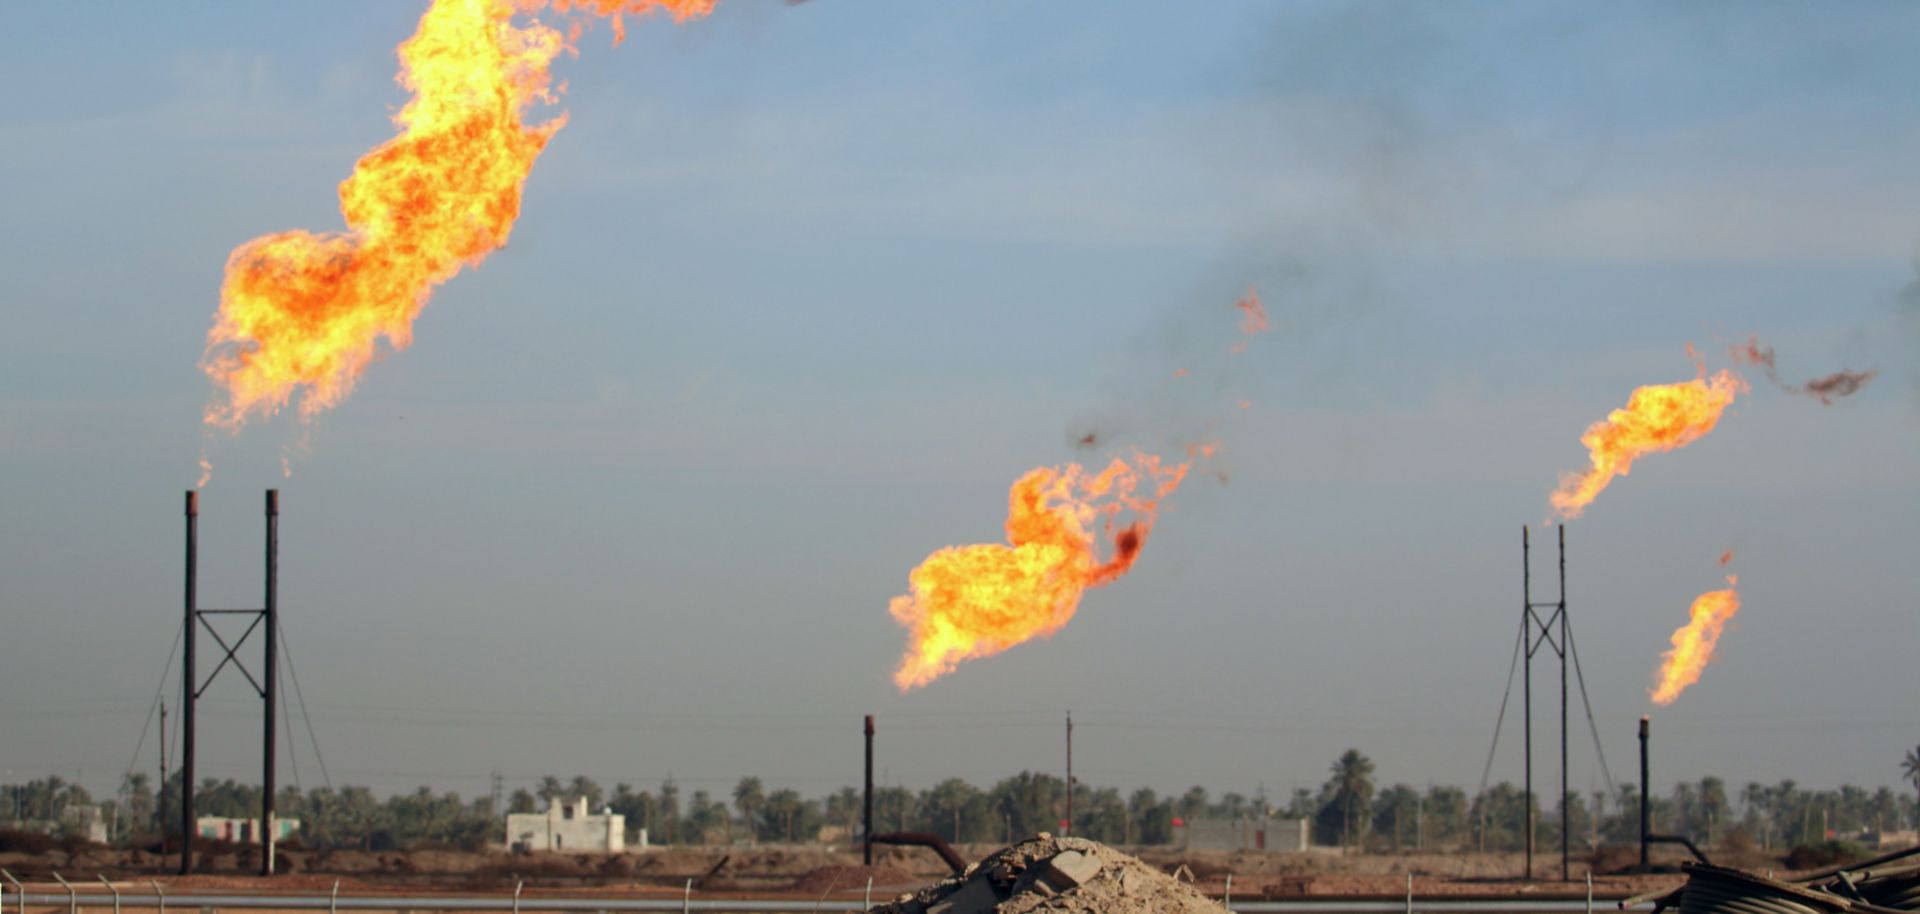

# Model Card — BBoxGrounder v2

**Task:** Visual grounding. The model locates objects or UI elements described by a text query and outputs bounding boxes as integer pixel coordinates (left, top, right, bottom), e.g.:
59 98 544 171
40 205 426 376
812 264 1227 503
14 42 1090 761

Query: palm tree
733 777 764 844
568 776 603 811
825 787 860 842
1327 749 1376 849
764 789 804 843
927 778 976 843
1902 745 1920 825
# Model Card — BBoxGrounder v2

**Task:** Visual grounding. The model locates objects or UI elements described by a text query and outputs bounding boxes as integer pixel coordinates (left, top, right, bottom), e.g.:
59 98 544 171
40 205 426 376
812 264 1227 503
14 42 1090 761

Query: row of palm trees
7 743 1913 853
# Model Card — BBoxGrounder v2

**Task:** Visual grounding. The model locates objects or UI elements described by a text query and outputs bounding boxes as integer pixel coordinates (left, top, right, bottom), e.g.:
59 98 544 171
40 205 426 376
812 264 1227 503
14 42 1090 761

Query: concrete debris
1044 850 1101 890
869 835 1226 914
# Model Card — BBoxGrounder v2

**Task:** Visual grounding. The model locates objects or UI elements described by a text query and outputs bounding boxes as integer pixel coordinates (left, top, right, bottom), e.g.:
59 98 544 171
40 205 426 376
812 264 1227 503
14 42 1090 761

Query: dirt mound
791 864 918 894
870 835 1223 914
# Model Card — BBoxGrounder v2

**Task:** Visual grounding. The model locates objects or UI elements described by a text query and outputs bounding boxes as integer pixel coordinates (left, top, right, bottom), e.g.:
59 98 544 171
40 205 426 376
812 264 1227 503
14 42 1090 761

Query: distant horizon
2 0 1915 814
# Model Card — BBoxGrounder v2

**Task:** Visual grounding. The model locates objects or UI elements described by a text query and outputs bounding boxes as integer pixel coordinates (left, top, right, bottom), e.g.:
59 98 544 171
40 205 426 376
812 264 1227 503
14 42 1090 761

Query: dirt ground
0 841 1725 900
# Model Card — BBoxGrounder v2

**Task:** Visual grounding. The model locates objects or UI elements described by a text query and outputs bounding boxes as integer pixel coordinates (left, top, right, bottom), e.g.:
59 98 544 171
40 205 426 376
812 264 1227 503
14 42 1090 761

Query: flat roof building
507 796 626 853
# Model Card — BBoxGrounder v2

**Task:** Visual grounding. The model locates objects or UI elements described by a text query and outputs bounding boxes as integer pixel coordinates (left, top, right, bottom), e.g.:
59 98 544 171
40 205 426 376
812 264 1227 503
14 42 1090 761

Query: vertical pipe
1521 525 1533 881
1559 524 1570 882
863 715 874 867
181 492 197 876
262 490 279 876
1064 711 1073 837
1639 716 1650 872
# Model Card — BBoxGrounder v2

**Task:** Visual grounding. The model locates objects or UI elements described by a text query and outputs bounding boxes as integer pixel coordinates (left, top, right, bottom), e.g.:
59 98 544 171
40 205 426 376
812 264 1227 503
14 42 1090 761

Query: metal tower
179 490 280 876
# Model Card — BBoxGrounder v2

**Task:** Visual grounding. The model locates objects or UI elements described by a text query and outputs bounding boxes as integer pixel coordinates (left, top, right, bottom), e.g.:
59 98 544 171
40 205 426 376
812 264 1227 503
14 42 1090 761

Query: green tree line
9 745 1916 854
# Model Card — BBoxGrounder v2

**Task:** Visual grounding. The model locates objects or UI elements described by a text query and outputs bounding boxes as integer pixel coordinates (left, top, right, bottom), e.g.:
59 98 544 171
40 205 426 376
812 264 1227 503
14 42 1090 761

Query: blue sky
1 1 1916 805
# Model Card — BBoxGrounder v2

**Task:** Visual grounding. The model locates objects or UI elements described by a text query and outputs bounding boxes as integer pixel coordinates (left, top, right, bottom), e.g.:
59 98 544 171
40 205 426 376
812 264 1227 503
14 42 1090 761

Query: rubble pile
1641 848 1920 914
869 835 1224 914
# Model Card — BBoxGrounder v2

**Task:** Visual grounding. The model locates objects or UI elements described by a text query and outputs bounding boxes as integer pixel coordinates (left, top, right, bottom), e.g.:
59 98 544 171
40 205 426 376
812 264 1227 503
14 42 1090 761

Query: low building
195 816 300 844
1875 830 1918 851
4 805 110 844
506 796 626 853
1175 815 1310 852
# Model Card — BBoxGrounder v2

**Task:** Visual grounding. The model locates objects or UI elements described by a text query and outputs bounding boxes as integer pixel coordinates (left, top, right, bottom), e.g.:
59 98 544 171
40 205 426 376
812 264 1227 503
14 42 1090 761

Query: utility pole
158 702 168 835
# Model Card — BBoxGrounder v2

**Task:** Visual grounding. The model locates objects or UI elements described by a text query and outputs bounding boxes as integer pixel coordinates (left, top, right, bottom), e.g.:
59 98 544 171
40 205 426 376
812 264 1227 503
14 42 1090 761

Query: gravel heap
870 835 1225 914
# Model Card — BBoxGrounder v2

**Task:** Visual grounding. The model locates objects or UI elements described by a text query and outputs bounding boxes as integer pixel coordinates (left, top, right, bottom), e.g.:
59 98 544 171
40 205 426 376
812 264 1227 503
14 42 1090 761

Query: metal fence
0 870 1618 914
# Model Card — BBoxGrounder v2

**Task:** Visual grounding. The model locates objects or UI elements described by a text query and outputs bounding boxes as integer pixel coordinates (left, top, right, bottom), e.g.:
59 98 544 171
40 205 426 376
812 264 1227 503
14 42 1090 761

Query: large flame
1549 367 1746 520
889 452 1193 691
1650 574 1741 705
201 0 714 431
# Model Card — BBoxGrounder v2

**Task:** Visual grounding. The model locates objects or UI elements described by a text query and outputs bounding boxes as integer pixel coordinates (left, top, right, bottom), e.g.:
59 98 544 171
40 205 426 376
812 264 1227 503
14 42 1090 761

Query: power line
278 618 332 790
1479 609 1525 797
1566 623 1616 801
121 619 185 791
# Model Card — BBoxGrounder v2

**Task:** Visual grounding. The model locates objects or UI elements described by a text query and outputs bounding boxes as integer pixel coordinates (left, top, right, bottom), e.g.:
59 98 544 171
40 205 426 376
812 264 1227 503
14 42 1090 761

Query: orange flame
1234 288 1269 337
1650 573 1740 705
1229 288 1268 355
1549 367 1746 520
889 452 1192 690
201 0 714 431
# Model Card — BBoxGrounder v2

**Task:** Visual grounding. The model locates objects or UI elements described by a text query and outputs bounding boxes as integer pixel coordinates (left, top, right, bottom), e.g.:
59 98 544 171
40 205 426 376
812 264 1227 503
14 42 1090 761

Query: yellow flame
888 453 1191 691
1550 368 1746 520
1650 574 1740 705
202 0 714 431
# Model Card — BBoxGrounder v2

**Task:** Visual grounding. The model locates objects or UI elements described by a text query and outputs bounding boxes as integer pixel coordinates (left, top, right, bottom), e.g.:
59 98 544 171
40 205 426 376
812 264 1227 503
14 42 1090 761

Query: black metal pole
158 701 168 836
1065 711 1073 837
1639 716 1650 872
1522 525 1533 881
863 715 874 866
181 491 197 876
262 490 278 875
1551 526 1566 883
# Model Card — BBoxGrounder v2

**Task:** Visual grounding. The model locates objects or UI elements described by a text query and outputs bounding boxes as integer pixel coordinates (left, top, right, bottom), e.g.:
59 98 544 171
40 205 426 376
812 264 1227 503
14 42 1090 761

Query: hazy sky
2 2 1917 808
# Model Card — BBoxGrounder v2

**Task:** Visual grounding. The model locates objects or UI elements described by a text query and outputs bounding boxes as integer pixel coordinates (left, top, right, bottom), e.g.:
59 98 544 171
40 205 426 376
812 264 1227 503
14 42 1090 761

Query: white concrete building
195 815 300 844
506 796 626 853
1175 815 1311 851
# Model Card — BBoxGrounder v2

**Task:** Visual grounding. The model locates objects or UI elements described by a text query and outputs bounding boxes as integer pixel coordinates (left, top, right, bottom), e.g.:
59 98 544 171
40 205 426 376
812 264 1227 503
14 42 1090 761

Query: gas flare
1650 572 1741 705
889 452 1193 690
1549 365 1746 520
201 0 714 432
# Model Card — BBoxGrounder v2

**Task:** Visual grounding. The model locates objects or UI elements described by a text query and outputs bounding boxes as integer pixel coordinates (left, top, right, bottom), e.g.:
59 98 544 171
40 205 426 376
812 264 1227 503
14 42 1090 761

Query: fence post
683 878 692 914
52 872 77 914
97 876 120 914
148 880 166 914
865 876 873 910
1405 873 1413 914
331 881 341 914
2 870 19 914
1586 871 1593 914
511 881 521 914
1223 874 1233 912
